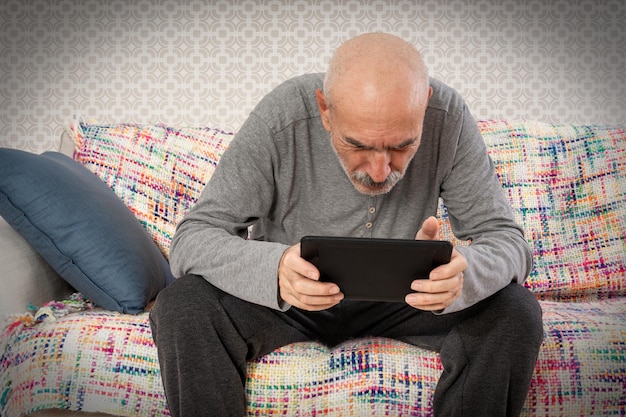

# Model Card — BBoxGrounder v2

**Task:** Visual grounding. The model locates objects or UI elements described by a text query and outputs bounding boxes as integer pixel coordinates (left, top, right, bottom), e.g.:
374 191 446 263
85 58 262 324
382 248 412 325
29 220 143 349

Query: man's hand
406 216 467 311
278 244 344 311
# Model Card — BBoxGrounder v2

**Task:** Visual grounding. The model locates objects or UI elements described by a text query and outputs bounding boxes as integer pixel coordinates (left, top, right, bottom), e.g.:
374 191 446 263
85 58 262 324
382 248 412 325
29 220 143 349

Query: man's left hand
405 216 466 311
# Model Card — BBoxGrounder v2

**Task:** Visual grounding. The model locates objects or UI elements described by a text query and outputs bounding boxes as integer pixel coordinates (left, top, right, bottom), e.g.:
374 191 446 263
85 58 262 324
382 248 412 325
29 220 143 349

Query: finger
282 286 344 311
429 249 467 280
405 283 462 311
279 271 343 310
405 292 451 311
415 216 439 241
408 270 464 311
282 243 320 280
410 274 462 294
278 244 344 310
291 293 344 310
290 274 341 297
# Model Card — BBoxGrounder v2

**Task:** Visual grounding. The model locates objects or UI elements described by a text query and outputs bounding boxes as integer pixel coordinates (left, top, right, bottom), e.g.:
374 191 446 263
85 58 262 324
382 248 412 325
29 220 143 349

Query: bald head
316 33 432 196
323 33 429 111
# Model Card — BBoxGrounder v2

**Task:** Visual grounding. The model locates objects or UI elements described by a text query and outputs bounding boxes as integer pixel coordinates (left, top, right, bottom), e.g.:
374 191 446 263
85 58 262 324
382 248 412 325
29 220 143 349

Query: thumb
415 216 439 240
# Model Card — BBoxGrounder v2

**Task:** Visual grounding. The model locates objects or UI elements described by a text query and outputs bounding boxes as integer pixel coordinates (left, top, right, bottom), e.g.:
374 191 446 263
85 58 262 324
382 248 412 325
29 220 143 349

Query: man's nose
367 151 391 183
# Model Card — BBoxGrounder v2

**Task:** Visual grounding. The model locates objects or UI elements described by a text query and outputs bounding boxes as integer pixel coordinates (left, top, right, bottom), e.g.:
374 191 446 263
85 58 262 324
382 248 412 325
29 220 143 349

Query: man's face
316 88 430 196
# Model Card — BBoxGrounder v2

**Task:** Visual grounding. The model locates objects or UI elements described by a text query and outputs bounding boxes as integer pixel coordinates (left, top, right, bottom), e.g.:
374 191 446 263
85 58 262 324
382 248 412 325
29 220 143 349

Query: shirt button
365 222 373 229
369 207 376 214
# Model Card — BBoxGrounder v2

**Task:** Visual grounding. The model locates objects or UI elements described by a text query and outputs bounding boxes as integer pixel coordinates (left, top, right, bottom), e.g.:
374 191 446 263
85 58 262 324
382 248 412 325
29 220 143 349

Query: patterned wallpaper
1 0 625 153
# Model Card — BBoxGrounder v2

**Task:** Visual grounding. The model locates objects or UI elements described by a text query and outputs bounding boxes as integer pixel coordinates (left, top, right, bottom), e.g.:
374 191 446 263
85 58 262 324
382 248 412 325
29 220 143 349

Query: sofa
1 118 624 417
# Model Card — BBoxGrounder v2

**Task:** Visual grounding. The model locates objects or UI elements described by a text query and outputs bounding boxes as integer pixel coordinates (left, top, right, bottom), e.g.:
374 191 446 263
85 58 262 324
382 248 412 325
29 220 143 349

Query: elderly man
150 33 543 416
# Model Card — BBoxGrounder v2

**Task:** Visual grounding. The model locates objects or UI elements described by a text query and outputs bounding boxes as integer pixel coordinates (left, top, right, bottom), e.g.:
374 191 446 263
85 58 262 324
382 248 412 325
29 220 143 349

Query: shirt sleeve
169 112 291 311
437 105 533 314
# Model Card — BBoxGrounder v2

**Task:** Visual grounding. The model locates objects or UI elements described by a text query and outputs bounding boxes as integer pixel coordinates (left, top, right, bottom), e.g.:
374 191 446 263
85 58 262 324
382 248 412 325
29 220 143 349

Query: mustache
351 170 403 189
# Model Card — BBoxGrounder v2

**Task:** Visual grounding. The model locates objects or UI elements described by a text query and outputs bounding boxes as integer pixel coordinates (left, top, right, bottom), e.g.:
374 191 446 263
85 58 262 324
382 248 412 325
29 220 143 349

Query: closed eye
390 138 418 151
342 136 373 150
341 136 417 151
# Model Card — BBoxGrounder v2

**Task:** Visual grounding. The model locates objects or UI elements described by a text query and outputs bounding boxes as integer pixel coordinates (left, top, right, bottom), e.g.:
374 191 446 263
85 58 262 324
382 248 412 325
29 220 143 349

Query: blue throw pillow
0 149 175 314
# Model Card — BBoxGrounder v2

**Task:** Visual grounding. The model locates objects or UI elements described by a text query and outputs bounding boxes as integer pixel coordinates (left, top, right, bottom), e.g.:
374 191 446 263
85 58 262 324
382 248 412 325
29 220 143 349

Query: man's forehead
329 104 425 139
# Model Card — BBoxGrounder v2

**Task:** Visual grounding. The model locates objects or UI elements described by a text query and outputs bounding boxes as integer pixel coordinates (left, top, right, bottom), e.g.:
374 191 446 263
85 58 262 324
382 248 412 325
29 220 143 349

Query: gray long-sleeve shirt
170 73 532 313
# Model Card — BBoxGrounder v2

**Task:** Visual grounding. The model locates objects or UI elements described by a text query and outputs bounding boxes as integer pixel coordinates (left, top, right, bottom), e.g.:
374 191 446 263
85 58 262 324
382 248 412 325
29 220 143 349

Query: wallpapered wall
1 0 625 153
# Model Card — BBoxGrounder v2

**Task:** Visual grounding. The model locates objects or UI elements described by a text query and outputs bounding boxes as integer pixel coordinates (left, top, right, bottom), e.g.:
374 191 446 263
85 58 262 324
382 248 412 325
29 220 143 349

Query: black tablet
300 236 453 302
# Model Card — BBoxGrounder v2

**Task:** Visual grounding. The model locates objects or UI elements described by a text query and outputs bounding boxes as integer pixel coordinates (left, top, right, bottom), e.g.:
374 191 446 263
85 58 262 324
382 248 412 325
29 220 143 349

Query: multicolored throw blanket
1 119 625 416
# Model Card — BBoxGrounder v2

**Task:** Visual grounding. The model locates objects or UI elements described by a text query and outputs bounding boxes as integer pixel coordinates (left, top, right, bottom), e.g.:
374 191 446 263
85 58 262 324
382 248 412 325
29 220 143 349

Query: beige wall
1 0 625 153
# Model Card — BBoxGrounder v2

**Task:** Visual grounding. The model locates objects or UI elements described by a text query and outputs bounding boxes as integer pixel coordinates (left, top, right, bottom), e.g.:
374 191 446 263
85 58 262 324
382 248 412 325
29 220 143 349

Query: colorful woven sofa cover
1 297 624 416
1 119 625 416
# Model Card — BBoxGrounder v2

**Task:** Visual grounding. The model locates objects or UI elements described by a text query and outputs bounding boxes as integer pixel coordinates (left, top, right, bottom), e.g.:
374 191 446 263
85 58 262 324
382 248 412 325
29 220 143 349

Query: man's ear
316 89 331 132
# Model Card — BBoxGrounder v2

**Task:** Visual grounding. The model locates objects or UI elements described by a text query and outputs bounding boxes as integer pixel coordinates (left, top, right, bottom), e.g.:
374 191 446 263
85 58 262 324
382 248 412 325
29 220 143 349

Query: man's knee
154 274 206 309
492 283 544 347
150 274 219 337
498 283 542 320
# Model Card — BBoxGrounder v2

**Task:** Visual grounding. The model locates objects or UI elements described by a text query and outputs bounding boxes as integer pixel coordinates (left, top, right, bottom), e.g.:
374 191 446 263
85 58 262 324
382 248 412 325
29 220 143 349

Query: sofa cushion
68 118 235 258
2 297 624 416
0 149 174 314
478 120 626 301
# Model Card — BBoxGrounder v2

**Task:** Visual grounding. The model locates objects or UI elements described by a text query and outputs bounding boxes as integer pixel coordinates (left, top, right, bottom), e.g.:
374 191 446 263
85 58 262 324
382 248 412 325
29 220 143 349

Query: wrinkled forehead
333 79 427 112
329 79 429 132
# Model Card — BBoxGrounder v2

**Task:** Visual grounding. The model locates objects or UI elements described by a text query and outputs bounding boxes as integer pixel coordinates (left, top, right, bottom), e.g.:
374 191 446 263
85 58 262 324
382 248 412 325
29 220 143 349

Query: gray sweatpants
150 275 543 416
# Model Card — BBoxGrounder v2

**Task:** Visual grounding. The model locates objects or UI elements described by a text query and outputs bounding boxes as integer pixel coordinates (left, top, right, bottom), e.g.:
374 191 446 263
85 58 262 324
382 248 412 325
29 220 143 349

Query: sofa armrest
0 215 73 321
59 129 74 156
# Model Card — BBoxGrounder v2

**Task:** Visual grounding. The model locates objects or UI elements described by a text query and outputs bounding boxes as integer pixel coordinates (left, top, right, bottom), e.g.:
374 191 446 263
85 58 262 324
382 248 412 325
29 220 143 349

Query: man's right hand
278 244 344 311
